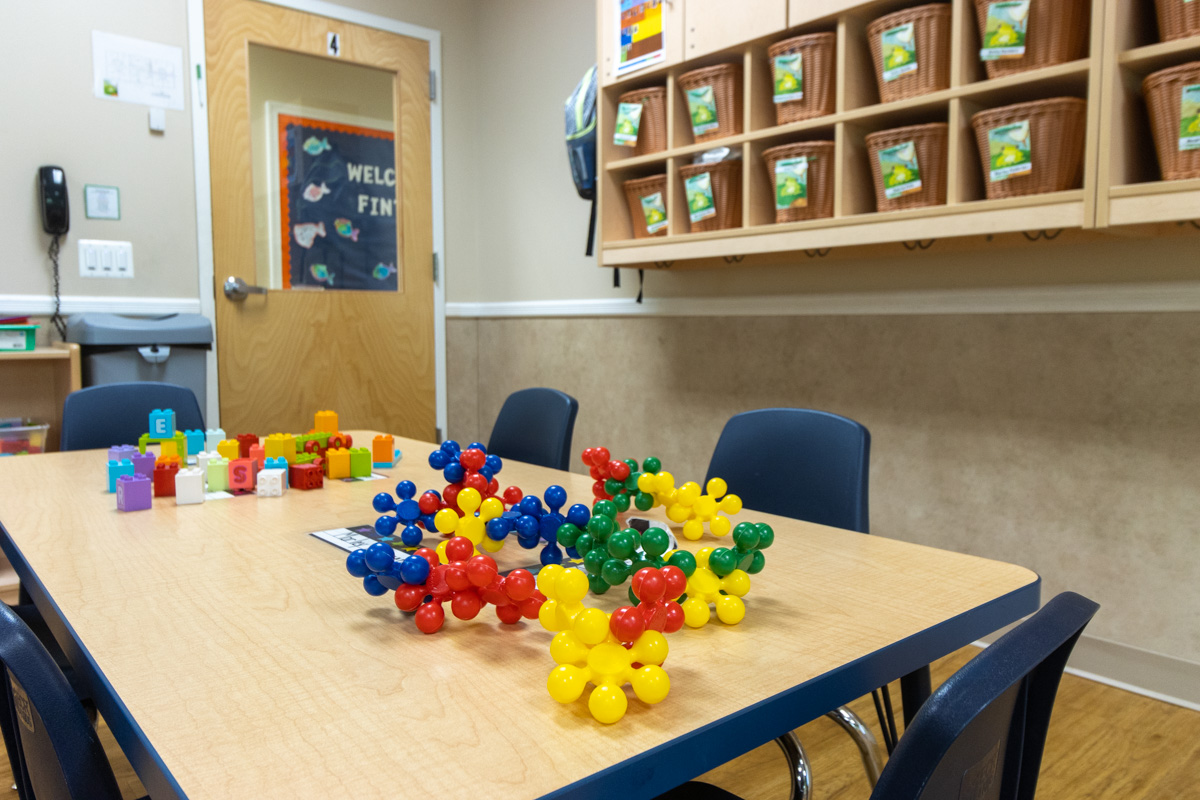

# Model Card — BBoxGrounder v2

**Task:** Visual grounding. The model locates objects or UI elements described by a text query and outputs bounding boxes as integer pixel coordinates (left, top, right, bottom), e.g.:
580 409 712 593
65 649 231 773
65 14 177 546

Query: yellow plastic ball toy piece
677 481 702 505
710 516 732 537
722 570 751 597
574 608 611 645
547 664 587 703
719 494 743 515
705 477 727 498
694 495 718 519
588 684 628 724
681 547 753 628
537 566 591 632
433 507 459 535
457 487 482 514
715 595 746 624
682 597 711 628
667 503 691 524
682 518 705 541
550 631 591 665
480 537 504 553
630 665 670 704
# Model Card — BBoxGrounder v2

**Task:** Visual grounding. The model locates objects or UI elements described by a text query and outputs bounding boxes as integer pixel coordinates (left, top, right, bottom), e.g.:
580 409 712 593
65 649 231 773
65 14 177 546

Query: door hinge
432 252 440 284
429 69 437 101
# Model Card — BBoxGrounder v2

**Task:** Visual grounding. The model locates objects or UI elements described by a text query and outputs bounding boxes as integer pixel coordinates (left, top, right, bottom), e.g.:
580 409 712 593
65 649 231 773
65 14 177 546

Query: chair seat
653 781 745 800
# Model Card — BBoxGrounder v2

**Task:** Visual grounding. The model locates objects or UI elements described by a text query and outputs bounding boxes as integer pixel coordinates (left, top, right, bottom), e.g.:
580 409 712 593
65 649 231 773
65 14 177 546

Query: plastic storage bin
66 314 213 411
0 324 38 352
0 420 50 455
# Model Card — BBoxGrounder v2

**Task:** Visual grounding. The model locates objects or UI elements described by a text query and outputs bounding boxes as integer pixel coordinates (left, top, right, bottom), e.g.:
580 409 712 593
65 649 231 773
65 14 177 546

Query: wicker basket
623 174 669 239
677 63 743 143
970 98 1086 199
617 86 667 156
867 4 952 104
1155 0 1200 41
766 33 836 125
762 141 836 222
1144 62 1200 180
678 160 743 232
973 0 1090 79
865 123 948 212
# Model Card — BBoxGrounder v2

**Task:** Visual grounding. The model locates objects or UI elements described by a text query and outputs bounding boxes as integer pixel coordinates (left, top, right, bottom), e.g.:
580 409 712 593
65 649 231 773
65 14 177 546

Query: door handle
223 275 267 301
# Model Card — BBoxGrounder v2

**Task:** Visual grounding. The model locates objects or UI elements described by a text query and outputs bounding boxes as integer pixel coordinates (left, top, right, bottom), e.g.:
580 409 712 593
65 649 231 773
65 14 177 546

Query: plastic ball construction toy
556 500 694 596
678 525 772 628
483 486 588 566
609 566 687 640
580 447 663 513
372 480 427 547
428 487 507 557
428 440 508 507
641 473 743 541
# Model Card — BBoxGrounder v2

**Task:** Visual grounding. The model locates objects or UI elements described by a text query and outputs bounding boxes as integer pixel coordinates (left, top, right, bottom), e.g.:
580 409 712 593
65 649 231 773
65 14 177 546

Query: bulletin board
269 107 398 291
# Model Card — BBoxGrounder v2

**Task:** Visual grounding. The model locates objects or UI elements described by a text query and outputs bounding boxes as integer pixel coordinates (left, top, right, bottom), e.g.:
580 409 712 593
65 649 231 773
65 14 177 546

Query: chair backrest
487 388 579 471
705 408 870 532
0 603 123 800
60 382 204 451
870 592 1100 800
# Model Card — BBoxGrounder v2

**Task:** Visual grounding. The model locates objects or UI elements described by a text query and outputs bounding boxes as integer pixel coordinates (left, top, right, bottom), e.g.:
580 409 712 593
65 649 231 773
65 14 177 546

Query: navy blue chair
486 388 579 471
656 592 1099 800
0 602 125 800
60 382 204 451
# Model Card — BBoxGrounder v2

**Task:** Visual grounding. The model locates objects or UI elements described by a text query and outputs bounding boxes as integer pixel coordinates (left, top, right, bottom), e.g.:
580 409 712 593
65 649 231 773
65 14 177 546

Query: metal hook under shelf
723 255 745 264
901 239 936 251
1022 229 1064 242
804 248 831 258
653 260 675 269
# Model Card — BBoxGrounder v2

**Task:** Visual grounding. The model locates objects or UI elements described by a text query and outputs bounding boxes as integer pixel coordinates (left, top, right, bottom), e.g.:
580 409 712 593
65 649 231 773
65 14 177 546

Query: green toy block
348 447 372 478
206 457 229 492
294 452 316 465
138 430 188 456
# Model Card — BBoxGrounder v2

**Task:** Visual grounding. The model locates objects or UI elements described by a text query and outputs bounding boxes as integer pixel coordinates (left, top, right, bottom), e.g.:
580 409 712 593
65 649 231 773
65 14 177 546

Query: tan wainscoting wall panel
446 313 1200 669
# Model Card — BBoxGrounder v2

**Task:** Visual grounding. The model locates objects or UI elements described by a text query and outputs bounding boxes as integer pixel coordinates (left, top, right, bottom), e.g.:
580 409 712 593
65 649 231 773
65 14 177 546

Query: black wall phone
38 165 70 235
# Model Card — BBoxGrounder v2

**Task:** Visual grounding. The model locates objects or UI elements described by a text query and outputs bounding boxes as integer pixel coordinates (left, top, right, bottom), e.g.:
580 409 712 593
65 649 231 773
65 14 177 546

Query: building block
153 461 180 497
314 410 338 433
184 429 206 456
294 452 316 465
326 448 351 480
116 473 152 511
256 468 288 497
235 433 258 459
264 433 297 464
228 458 257 492
131 452 156 478
149 409 176 439
137 430 187 456
159 438 180 458
205 428 226 451
206 457 229 492
348 447 372 478
372 435 395 467
156 454 182 469
265 456 289 486
107 459 134 493
217 439 240 460
289 462 323 490
197 450 217 475
175 468 206 505
248 443 265 470
108 444 138 462
328 432 353 449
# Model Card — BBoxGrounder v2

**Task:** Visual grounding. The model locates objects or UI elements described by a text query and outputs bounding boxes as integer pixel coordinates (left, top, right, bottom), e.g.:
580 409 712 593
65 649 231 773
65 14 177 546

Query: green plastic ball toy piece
587 514 615 539
732 522 760 552
667 549 697 576
629 557 656 575
627 585 640 605
612 492 631 512
583 548 608 575
593 500 618 519
601 558 631 586
604 478 624 496
556 523 581 548
624 472 641 492
624 458 639 472
634 491 655 511
607 529 637 559
708 547 739 577
588 573 611 594
642 456 662 474
747 550 766 574
575 532 595 556
755 523 775 549
641 527 670 558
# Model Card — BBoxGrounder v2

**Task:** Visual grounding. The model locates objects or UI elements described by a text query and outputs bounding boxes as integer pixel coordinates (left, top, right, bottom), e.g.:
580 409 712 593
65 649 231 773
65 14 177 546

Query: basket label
0 330 27 351
613 102 644 147
881 23 918 82
640 191 668 233
684 172 717 223
1180 84 1200 151
773 53 805 103
775 156 809 210
878 141 923 199
687 86 719 136
988 121 1033 181
980 1 1029 61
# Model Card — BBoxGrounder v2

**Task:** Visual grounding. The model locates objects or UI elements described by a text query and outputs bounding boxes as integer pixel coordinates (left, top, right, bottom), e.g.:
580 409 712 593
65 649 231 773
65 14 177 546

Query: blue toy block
107 459 135 492
265 456 289 486
184 429 206 456
149 409 176 439
108 444 138 462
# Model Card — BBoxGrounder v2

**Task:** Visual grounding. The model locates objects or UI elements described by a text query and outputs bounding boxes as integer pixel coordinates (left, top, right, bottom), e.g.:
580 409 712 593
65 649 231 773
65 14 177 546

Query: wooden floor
0 646 1196 799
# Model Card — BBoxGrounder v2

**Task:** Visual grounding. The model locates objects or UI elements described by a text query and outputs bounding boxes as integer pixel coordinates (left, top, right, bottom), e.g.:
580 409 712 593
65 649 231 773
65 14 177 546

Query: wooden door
205 0 435 438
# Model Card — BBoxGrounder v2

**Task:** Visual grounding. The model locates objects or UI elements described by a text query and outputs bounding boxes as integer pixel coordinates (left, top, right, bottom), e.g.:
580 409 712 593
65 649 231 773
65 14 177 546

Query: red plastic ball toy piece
444 564 471 592
502 486 523 505
415 603 445 634
581 447 596 465
418 491 442 515
661 565 688 600
462 472 488 492
519 592 546 618
395 584 425 612
450 591 483 620
460 448 486 470
593 480 610 500
495 603 523 624
466 555 498 587
594 447 611 465
632 567 666 604
442 484 461 509
414 547 439 568
608 460 631 481
588 465 604 481
487 478 500 496
504 569 536 601
610 605 647 643
445 536 474 562
663 602 684 634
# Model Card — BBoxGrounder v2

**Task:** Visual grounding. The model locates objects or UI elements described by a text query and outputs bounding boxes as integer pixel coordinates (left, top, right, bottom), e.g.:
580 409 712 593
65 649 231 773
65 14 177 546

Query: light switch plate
78 239 134 279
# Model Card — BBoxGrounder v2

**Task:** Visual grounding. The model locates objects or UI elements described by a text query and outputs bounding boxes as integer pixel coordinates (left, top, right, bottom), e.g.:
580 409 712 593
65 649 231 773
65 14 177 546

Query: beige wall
0 0 199 306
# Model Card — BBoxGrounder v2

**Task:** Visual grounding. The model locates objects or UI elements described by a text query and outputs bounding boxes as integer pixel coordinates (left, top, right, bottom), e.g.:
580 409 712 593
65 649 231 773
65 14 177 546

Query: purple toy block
108 444 139 462
130 451 156 478
116 473 152 511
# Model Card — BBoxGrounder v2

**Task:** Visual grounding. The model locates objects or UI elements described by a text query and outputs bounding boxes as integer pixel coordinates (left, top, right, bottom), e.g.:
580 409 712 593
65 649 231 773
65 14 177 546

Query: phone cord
48 234 67 340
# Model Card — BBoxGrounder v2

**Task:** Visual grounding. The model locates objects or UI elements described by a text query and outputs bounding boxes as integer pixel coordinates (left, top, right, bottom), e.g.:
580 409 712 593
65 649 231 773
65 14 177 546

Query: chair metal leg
773 731 813 800
826 705 885 786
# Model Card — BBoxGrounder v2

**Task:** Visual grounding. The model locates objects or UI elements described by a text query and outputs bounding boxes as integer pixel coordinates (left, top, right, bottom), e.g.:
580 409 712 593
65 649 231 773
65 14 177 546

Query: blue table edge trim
0 521 189 800
538 572 1041 800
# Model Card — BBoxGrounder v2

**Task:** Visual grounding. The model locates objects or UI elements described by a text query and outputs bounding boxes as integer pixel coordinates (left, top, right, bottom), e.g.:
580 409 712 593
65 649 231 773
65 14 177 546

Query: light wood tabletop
0 433 1038 799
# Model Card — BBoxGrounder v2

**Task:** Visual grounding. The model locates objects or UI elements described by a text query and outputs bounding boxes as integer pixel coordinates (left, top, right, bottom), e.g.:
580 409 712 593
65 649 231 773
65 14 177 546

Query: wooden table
0 433 1039 799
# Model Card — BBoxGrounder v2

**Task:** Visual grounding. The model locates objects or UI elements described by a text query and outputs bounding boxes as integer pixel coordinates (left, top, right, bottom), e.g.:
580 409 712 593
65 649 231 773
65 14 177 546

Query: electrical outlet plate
78 239 134 279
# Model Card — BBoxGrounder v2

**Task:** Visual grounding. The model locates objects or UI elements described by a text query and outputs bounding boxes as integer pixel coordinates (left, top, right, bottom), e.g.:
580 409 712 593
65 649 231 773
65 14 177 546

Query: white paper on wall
92 31 185 111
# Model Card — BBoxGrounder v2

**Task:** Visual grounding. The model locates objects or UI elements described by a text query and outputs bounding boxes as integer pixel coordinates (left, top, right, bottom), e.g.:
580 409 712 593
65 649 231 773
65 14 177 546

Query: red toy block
1 439 30 454
289 462 324 490
228 457 257 492
236 433 259 459
153 461 180 497
248 443 265 471
328 432 353 449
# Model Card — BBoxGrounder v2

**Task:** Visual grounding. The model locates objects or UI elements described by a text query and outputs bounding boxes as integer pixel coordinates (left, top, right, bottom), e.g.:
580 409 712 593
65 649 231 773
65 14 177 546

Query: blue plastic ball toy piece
346 549 370 578
396 498 422 523
477 466 494 481
441 440 461 455
540 546 564 566
373 492 396 513
362 575 388 596
485 454 502 474
544 485 567 511
515 515 540 538
399 554 431 585
467 442 488 453
375 515 399 537
395 480 417 499
401 525 424 548
566 504 591 528
486 517 511 541
518 496 543 516
443 462 466 484
377 565 403 591
364 542 396 573
428 450 449 469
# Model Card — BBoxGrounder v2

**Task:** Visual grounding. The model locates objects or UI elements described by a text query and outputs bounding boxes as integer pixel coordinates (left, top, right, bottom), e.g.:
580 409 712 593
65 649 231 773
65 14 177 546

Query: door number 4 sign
327 32 341 57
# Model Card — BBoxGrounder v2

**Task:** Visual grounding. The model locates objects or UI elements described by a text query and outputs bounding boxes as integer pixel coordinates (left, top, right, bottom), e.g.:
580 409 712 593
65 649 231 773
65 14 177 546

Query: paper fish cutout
372 263 396 280
333 218 360 242
310 264 335 285
293 221 326 249
303 136 331 156
302 182 331 202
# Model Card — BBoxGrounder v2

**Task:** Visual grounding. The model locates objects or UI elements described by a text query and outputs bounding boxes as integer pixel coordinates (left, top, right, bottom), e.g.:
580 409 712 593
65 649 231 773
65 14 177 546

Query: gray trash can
66 314 213 411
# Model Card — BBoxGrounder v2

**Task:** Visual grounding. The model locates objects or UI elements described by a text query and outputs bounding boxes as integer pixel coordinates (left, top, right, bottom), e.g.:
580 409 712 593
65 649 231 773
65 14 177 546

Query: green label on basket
686 86 719 136
684 172 717 223
878 141 922 199
988 121 1033 181
775 156 809 210
640 191 668 234
880 23 918 82
1180 84 1200 150
613 102 644 147
980 1 1029 61
773 53 804 103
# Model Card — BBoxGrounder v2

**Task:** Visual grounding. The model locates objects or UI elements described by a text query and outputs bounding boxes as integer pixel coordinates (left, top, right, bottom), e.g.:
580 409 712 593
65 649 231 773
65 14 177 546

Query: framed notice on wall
267 104 398 291
616 0 666 77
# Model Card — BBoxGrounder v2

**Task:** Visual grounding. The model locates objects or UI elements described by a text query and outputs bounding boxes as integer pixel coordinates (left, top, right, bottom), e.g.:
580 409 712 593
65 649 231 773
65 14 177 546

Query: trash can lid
65 313 213 345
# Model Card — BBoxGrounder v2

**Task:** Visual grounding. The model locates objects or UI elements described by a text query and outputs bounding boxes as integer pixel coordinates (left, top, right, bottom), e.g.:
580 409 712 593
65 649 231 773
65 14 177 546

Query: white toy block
256 468 287 497
197 450 217 478
205 428 226 451
175 468 206 505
